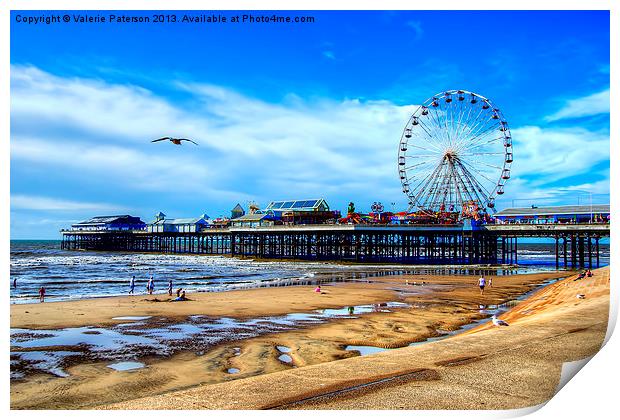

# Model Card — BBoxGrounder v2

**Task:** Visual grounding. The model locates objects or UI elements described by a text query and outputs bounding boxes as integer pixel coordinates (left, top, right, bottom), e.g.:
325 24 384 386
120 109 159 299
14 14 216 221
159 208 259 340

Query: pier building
147 212 210 233
69 215 145 232
494 205 610 224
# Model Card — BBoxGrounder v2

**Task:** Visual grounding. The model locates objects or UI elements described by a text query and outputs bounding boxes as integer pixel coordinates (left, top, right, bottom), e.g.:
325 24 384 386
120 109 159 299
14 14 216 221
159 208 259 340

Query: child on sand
315 285 321 293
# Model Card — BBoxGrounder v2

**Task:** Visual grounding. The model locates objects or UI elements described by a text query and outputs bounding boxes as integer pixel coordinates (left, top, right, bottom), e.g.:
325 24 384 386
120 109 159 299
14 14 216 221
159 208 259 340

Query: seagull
492 315 509 327
576 294 586 299
151 137 198 146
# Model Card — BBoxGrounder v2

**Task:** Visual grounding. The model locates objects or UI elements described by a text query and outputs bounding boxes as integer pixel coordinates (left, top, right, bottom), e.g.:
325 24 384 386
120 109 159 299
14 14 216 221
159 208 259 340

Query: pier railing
60 223 609 268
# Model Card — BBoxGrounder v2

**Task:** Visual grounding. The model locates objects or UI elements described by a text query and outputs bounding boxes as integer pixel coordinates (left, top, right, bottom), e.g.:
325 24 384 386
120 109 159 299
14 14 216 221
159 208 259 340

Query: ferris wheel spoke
460 104 496 138
428 105 452 149
437 99 453 147
459 151 504 156
427 162 451 208
454 97 479 141
424 109 447 150
416 160 447 208
465 124 503 149
404 142 443 153
460 115 496 147
458 158 499 186
416 120 449 152
453 97 469 147
462 136 506 152
456 162 491 206
403 161 435 171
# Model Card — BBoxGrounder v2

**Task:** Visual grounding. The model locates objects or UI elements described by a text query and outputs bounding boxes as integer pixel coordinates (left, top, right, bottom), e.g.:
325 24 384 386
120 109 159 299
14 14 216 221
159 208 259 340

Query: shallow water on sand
10 301 410 378
107 361 145 371
11 240 584 304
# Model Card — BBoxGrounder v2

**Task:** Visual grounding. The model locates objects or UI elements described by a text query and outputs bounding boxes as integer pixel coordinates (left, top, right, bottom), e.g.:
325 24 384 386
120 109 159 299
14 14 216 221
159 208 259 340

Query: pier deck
61 223 609 268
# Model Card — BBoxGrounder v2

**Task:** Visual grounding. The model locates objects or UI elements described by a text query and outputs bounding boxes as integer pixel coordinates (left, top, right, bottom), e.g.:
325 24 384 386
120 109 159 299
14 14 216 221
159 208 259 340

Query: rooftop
232 213 272 222
74 215 142 225
495 205 610 217
152 217 209 225
265 199 329 212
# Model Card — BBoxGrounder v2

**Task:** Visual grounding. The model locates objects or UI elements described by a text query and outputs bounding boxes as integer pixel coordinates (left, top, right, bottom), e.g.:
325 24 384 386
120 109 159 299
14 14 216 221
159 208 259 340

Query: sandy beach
10 268 609 410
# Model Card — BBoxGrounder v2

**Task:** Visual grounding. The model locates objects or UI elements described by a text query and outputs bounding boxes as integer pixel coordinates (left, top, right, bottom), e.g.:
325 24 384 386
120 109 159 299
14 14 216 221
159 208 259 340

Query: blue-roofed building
70 215 146 231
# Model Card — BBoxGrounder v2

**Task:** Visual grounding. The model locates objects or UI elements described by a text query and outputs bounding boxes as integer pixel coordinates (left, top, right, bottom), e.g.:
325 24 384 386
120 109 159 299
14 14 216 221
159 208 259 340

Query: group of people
12 276 47 303
576 269 593 280
128 275 187 300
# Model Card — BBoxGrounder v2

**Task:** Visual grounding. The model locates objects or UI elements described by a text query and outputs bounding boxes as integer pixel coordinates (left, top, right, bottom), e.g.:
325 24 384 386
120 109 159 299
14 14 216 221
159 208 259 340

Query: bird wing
152 137 171 142
178 138 198 145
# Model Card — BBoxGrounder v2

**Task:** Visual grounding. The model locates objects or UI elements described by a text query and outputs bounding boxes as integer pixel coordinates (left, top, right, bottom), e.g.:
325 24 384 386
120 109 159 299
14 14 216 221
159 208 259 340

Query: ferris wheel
398 90 513 215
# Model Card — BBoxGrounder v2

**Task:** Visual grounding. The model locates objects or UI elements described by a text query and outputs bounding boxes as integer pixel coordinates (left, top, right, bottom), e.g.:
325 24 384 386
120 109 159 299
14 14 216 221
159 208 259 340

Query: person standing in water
168 279 173 296
13 278 17 289
129 276 135 295
478 275 487 295
38 286 46 303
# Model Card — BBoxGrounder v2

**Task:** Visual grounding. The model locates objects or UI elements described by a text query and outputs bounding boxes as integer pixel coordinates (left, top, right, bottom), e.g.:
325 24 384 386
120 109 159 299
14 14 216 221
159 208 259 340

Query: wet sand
11 269 593 410
10 271 559 330
99 267 609 410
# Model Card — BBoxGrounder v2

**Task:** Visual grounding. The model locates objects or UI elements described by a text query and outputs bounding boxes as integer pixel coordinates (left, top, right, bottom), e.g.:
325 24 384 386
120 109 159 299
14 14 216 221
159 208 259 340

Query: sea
9 240 609 304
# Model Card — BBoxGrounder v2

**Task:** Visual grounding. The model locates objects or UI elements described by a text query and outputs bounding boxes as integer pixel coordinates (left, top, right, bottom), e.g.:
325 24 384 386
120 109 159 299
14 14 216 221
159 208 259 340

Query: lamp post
576 192 593 223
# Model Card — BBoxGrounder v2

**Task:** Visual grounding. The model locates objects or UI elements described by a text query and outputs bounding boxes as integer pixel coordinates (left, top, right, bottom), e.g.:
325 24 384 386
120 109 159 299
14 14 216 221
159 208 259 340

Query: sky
10 10 610 239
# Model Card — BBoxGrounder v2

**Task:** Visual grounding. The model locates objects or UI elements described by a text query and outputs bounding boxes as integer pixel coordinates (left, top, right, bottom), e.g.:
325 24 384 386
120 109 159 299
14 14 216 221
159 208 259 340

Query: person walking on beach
129 276 135 295
478 276 487 295
168 279 173 296
488 277 493 287
148 276 155 295
38 286 46 303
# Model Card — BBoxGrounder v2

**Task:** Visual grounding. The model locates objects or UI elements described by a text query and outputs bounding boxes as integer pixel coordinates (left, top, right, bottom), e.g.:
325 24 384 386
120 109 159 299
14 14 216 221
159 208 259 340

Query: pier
61 223 609 268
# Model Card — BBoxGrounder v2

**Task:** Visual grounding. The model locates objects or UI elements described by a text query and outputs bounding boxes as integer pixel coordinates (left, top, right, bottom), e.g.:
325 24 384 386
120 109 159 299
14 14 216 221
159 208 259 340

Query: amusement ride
398 90 513 222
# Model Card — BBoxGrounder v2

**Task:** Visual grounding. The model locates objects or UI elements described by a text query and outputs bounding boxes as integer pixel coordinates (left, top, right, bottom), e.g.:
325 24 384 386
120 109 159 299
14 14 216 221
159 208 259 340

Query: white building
147 212 210 233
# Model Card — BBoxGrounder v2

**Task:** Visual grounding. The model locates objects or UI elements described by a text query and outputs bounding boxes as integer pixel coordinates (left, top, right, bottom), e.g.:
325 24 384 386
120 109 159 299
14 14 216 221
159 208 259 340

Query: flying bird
491 315 509 327
151 137 198 146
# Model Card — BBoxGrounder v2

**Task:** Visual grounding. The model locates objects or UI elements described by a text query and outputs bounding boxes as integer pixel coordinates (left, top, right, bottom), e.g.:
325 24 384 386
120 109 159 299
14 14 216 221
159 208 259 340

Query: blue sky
10 10 610 239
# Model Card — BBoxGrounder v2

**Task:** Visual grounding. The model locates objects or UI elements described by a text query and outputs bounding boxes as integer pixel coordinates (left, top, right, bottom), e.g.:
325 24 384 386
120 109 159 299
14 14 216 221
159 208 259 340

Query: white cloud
10 65 609 215
545 89 610 121
11 194 123 211
322 50 336 60
510 125 609 182
11 66 417 205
